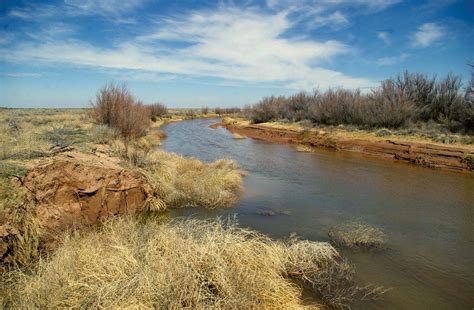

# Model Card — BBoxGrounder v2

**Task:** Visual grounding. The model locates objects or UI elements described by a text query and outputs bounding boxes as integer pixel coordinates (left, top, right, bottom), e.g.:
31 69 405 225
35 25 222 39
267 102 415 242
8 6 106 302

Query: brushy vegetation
328 222 387 250
0 216 387 309
215 107 241 115
245 71 474 134
92 83 151 141
148 102 168 121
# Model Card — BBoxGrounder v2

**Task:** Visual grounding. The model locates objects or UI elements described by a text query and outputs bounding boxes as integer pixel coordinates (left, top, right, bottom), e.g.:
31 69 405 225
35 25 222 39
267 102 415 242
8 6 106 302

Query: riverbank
1 108 384 309
219 117 474 173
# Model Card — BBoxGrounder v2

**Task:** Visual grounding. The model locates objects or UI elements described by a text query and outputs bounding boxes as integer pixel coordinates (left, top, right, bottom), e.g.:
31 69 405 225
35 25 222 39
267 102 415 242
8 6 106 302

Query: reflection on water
162 118 474 309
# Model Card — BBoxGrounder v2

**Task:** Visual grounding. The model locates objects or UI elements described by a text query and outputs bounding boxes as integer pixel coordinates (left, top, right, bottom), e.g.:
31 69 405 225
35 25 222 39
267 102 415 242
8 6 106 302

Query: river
162 118 474 309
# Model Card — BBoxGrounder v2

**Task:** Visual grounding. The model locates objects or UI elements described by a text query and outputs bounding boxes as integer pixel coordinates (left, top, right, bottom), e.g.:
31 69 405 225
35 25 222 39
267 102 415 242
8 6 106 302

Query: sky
0 0 473 108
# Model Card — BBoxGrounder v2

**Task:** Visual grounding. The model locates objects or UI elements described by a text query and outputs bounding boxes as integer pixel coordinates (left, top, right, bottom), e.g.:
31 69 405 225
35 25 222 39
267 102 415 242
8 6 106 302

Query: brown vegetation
147 102 168 121
328 222 387 250
92 83 151 141
1 216 387 309
245 71 474 134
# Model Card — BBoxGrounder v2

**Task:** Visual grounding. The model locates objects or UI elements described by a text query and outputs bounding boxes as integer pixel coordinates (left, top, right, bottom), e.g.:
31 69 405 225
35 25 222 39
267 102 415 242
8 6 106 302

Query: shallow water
161 118 474 309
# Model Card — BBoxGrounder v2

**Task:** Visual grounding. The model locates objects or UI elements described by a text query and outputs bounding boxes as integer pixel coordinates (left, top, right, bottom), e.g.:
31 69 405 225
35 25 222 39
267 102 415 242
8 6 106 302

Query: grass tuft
328 222 387 250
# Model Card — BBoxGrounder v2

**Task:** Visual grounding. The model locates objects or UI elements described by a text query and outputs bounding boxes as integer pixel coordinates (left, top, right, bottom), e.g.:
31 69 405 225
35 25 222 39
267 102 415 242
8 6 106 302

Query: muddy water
162 118 474 309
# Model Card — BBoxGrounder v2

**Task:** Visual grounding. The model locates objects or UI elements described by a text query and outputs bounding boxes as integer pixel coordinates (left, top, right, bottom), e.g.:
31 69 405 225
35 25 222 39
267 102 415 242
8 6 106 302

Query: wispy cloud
377 31 391 45
308 11 349 29
376 53 409 66
1 72 43 78
3 7 373 90
267 0 401 11
7 0 145 21
411 23 445 47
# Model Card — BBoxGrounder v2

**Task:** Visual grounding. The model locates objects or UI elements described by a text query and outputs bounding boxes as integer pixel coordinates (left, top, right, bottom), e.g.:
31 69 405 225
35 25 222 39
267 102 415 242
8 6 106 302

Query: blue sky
0 0 473 108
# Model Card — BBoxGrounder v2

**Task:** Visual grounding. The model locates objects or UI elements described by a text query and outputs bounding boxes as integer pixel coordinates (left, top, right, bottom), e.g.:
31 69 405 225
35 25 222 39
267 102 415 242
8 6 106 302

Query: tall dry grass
0 173 42 268
110 140 243 209
1 216 386 309
0 217 318 308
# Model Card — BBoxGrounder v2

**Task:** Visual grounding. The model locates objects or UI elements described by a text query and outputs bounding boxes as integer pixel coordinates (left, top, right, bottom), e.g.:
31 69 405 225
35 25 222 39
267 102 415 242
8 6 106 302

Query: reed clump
328 222 387 250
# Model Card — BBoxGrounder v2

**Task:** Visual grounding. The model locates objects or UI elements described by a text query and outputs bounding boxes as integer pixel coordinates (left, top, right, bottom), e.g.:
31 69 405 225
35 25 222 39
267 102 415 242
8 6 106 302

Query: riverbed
162 118 474 309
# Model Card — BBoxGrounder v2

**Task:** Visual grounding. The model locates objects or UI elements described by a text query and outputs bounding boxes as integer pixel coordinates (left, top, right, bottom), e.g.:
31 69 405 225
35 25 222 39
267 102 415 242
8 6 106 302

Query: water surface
162 118 474 309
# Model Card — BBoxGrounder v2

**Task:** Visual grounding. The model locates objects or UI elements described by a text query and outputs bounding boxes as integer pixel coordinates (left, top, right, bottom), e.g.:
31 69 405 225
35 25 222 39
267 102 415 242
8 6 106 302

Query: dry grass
0 109 93 160
0 173 42 268
328 222 387 250
0 216 334 309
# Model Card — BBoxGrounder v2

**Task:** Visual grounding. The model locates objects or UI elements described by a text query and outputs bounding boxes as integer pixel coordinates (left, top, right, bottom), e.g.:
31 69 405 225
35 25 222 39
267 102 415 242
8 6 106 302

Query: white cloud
1 72 42 78
267 0 401 11
376 53 409 66
308 11 350 29
377 32 390 45
411 23 445 47
8 0 145 20
3 7 374 90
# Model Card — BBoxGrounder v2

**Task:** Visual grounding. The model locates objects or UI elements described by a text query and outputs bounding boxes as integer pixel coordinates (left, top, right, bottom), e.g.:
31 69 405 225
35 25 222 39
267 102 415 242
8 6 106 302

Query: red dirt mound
23 160 154 232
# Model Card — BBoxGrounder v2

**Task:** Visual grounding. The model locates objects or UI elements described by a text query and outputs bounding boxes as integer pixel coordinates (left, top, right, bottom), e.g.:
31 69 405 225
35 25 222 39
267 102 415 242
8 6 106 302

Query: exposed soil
223 122 474 173
25 157 154 234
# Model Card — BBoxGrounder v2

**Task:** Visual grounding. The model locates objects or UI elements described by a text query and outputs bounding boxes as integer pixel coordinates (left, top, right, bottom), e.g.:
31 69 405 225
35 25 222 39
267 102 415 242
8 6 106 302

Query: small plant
329 222 386 250
43 125 78 148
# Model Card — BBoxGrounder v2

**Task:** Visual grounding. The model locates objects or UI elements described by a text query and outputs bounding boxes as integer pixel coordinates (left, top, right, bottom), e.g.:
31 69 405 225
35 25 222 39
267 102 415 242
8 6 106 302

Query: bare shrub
201 106 209 115
328 222 386 250
245 71 473 132
147 102 167 121
215 107 242 116
92 83 150 141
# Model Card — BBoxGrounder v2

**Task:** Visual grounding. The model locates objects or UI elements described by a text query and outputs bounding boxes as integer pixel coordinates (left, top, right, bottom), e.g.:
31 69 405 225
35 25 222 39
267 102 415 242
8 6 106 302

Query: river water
161 118 474 309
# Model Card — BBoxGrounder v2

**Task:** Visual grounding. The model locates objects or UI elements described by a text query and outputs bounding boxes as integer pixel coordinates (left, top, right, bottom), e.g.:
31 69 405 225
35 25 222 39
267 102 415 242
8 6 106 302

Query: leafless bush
215 107 242 116
92 83 150 141
247 71 472 132
201 106 209 115
147 103 167 121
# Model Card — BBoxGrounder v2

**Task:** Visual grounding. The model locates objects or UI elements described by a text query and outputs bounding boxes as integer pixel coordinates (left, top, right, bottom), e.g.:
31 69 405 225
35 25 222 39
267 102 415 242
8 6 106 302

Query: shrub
147 102 167 121
201 106 209 115
92 83 150 141
245 71 473 132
